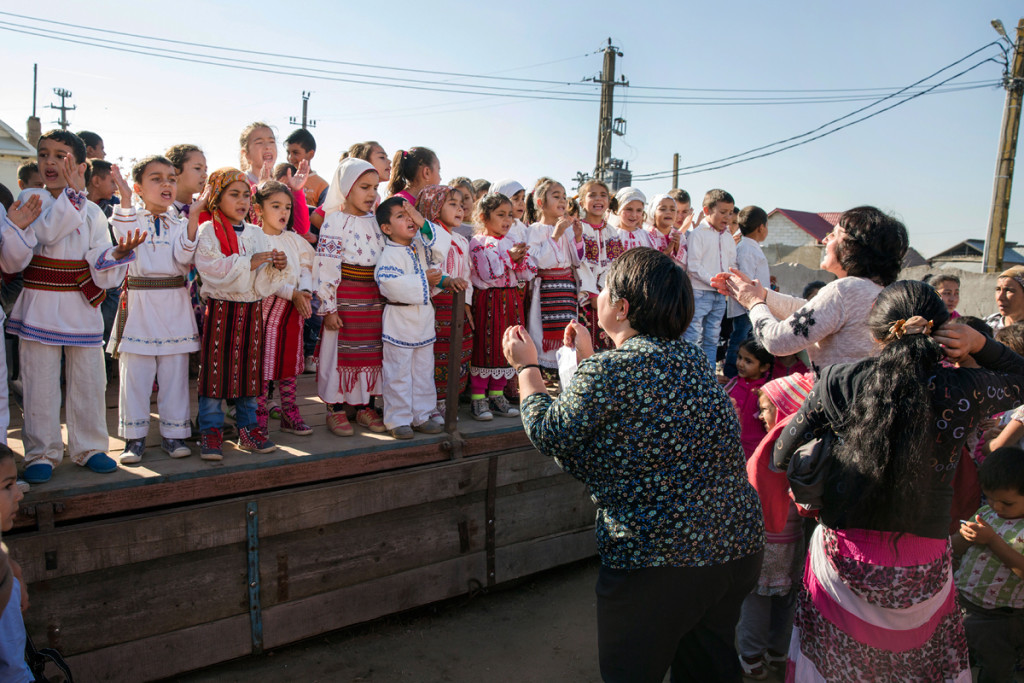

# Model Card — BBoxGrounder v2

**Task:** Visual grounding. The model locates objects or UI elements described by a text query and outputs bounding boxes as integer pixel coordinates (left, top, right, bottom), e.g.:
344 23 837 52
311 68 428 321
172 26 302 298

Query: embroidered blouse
375 223 451 348
314 211 386 315
521 335 765 569
195 220 290 303
576 221 623 300
645 225 686 268
615 227 654 252
469 234 537 290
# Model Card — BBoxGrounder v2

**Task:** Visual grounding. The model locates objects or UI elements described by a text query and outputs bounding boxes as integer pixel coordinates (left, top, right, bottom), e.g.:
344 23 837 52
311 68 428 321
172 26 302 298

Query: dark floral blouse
520 335 764 569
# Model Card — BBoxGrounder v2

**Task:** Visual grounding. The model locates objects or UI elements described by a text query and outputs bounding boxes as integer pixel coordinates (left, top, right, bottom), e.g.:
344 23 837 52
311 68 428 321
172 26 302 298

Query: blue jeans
683 289 727 369
723 313 752 378
198 395 257 432
303 295 322 357
736 590 797 658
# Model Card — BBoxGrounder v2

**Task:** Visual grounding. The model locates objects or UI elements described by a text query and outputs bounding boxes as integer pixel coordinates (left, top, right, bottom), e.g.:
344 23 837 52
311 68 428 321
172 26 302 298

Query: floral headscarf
206 167 249 256
415 184 455 227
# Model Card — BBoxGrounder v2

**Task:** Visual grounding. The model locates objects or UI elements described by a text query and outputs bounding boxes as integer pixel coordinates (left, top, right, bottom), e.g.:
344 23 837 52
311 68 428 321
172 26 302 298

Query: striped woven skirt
433 291 473 399
261 295 303 381
316 265 384 403
199 299 263 399
537 269 577 352
580 296 612 351
787 525 969 682
471 287 523 377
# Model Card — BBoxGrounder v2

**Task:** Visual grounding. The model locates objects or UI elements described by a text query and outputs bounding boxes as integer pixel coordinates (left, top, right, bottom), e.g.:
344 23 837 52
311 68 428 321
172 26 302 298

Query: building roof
929 239 1024 265
0 119 34 157
767 208 835 243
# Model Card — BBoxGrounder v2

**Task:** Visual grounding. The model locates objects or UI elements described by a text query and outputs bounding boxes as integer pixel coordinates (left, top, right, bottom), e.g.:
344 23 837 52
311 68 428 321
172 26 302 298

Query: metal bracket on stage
246 501 263 654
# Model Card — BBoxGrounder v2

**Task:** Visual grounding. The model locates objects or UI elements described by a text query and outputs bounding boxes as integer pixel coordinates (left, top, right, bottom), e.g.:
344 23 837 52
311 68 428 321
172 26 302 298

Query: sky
0 0 1021 259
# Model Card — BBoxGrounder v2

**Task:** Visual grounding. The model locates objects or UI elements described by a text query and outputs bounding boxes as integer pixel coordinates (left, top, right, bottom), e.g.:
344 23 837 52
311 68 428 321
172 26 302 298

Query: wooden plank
63 613 251 682
24 543 247 654
13 499 248 582
494 529 598 584
260 553 488 650
494 447 566 487
260 495 485 606
256 456 490 537
494 476 596 546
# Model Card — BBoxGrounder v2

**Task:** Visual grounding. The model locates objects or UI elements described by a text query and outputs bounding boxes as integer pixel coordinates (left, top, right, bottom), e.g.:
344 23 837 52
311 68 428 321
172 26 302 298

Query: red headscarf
205 168 249 256
415 184 455 230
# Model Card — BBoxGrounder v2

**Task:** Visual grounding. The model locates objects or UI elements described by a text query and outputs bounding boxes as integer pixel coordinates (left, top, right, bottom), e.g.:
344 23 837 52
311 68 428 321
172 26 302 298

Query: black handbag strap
25 632 74 683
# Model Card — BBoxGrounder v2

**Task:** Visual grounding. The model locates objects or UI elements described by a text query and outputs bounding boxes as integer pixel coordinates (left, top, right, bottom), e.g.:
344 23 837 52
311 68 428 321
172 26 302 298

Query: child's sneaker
23 463 52 484
326 407 354 436
430 400 446 425
162 438 191 458
763 650 787 672
471 398 493 421
280 408 313 436
238 426 277 454
200 428 224 461
488 395 520 418
85 452 118 473
304 355 316 373
390 425 414 440
739 654 768 681
267 397 282 420
356 407 386 433
120 438 146 464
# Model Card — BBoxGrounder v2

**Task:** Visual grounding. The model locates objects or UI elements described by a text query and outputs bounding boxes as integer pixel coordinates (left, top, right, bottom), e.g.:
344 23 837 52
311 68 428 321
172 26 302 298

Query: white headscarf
645 193 675 226
614 187 647 212
490 179 525 199
322 158 377 217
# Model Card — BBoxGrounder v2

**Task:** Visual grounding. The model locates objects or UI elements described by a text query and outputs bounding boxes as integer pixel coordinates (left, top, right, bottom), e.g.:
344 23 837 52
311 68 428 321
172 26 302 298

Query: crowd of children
3 124 1024 679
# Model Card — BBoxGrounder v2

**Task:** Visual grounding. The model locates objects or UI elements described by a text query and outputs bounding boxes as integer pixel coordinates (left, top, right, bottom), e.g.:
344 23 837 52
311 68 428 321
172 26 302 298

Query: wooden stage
7 373 597 681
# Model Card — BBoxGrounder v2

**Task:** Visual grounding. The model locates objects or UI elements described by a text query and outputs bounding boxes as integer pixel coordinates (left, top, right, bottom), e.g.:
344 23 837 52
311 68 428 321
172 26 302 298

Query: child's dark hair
668 188 690 204
131 155 174 184
526 177 561 225
979 446 1024 496
739 337 773 374
77 131 102 149
472 179 490 195
802 280 827 300
343 141 383 163
995 322 1024 355
85 158 112 186
928 273 960 289
738 205 767 236
254 180 295 230
834 280 950 532
387 147 437 197
39 129 86 164
702 188 735 210
833 206 909 287
959 315 993 339
375 196 405 228
284 128 316 152
0 184 12 211
165 144 203 172
473 192 512 231
17 162 38 184
238 121 274 171
273 163 296 181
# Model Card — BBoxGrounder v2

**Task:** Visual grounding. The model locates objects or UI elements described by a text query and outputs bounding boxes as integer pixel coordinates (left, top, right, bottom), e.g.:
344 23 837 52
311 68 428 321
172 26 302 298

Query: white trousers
382 342 435 430
118 352 191 439
20 339 108 466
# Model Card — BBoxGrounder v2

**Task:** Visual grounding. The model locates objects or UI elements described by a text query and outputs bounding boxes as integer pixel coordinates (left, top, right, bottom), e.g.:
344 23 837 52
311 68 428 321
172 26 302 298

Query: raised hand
258 161 273 184
563 320 593 361
6 195 42 229
933 322 986 364
110 164 133 206
502 324 538 368
552 216 573 241
191 185 210 215
287 159 310 191
112 229 147 260
403 200 426 229
61 154 87 193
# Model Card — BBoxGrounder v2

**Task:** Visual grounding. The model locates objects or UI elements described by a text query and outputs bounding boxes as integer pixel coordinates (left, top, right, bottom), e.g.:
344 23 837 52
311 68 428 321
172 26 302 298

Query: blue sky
0 0 1021 259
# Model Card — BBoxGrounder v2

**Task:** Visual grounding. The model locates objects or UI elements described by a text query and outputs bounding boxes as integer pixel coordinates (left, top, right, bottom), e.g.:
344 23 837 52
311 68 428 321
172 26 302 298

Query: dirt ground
172 558 603 683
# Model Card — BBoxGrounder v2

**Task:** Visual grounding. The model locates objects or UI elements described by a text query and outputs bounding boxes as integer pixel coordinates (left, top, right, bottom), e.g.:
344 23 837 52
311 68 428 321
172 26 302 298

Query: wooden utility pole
47 88 75 131
591 39 627 181
983 18 1024 273
289 91 316 130
672 153 680 189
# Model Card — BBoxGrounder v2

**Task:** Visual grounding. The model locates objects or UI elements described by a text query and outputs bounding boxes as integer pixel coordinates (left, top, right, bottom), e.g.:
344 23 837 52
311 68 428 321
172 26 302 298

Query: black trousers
596 551 763 683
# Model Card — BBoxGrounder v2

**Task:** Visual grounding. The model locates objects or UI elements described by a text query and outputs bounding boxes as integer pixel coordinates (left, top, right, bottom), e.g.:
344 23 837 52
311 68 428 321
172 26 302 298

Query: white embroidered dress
313 212 385 316
195 221 291 302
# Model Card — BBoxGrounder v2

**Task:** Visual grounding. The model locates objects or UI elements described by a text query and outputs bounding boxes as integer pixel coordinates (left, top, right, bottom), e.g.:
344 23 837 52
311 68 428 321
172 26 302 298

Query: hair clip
887 315 933 340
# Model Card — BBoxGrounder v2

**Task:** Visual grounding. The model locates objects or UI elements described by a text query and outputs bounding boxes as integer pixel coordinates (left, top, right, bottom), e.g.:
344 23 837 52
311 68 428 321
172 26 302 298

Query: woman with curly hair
773 280 1024 681
716 206 908 375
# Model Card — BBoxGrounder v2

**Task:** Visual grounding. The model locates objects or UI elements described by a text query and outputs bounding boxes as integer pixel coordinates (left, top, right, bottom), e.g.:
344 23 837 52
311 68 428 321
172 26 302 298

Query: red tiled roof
817 212 843 228
768 208 835 243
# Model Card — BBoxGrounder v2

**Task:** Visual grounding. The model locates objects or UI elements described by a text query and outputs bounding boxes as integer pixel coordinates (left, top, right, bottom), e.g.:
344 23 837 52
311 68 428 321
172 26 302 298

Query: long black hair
834 280 949 531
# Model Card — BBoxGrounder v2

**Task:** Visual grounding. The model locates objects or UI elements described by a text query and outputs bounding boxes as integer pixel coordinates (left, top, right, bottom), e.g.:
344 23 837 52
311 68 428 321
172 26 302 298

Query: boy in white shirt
684 189 737 370
724 206 771 378
373 197 451 439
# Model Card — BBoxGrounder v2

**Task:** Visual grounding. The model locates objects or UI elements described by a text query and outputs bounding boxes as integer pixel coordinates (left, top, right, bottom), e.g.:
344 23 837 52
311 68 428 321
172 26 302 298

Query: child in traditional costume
611 186 654 251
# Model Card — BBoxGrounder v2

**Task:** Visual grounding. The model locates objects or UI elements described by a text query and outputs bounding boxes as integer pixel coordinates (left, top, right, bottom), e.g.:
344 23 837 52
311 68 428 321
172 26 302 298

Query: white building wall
766 215 818 248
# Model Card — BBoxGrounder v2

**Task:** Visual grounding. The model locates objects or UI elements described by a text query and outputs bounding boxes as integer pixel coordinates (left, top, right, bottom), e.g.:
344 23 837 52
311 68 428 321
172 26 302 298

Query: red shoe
326 407 354 436
238 426 276 453
200 428 223 461
356 407 386 433
280 408 313 436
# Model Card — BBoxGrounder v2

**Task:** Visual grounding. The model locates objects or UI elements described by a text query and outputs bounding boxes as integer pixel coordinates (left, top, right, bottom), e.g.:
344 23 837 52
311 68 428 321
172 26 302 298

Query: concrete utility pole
672 153 680 190
47 87 75 131
289 91 316 130
590 39 629 185
983 17 1024 273
26 63 40 146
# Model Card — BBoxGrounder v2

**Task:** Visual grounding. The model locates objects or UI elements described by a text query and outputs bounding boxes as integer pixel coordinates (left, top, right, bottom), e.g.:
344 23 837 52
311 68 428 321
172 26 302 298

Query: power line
632 57 999 181
632 43 1004 179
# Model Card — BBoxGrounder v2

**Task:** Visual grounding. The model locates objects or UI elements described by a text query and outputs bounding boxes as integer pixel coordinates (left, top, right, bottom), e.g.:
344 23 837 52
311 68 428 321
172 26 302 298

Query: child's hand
258 161 273 184
961 515 996 545
445 277 468 292
323 312 343 331
426 268 443 287
552 216 573 241
5 195 42 229
191 186 210 215
669 230 681 250
403 200 426 230
111 164 133 205
271 249 288 270
508 243 527 263
573 220 583 241
112 229 147 260
292 290 313 318
250 251 273 271
287 159 310 191
563 320 593 361
61 155 87 193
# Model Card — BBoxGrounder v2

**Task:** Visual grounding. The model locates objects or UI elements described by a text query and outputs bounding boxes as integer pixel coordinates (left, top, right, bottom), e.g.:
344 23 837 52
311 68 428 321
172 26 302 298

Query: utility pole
589 39 629 186
672 153 680 190
26 63 40 146
47 88 75 131
983 17 1024 273
289 91 316 130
